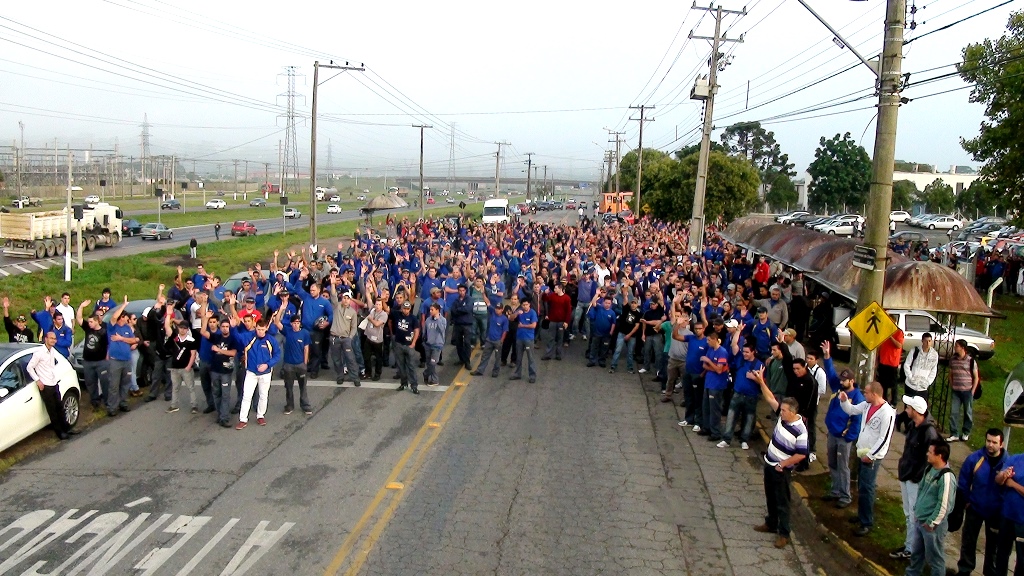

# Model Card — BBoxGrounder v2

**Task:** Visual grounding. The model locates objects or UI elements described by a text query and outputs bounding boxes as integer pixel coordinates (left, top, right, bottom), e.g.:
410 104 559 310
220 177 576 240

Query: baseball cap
245 296 256 303
839 369 855 381
724 319 739 329
903 395 928 414
402 301 412 309
783 328 797 338
756 306 768 314
15 315 26 322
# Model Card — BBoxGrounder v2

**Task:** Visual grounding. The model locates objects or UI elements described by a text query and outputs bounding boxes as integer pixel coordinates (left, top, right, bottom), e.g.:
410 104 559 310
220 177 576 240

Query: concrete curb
755 419 894 576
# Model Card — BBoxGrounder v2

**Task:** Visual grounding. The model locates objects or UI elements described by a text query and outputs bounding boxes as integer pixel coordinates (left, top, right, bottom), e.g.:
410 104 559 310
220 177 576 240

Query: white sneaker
809 453 817 463
741 442 749 450
945 435 960 442
961 435 970 442
678 420 689 427
692 425 702 433
716 440 729 448
638 368 647 374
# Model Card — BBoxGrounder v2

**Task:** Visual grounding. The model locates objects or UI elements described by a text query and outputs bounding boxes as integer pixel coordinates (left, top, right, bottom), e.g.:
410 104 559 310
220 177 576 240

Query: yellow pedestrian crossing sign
847 301 899 352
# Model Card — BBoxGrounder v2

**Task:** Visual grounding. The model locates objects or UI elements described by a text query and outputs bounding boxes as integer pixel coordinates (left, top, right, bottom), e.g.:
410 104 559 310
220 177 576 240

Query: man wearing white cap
889 393 940 560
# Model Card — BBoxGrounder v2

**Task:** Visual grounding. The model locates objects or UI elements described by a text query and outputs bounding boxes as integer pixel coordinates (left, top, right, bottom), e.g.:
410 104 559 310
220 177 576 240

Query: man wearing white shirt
55 293 75 329
898 333 940 432
27 331 78 440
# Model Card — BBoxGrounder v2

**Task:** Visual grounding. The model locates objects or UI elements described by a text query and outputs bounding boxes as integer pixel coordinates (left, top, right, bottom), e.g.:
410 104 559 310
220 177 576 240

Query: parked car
617 209 635 225
923 215 961 230
788 213 821 226
0 343 81 453
803 216 834 229
888 231 927 244
908 213 937 227
284 208 301 219
222 270 271 295
230 221 257 236
139 223 172 240
515 203 529 215
121 219 143 237
326 204 342 214
889 210 912 223
161 199 181 210
776 210 810 224
249 198 267 207
818 220 856 236
205 199 226 209
836 309 995 360
356 195 366 201
84 195 101 206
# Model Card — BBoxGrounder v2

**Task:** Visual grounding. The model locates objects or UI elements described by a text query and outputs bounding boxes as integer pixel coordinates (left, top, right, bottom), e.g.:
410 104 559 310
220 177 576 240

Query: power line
904 0 1014 45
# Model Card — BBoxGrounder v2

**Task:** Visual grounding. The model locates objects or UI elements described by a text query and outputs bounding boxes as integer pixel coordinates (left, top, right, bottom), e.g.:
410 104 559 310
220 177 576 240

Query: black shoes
529 378 536 383
396 384 407 391
510 376 522 381
853 525 871 537
203 407 216 414
144 396 157 403
470 371 483 376
119 405 131 413
412 389 419 394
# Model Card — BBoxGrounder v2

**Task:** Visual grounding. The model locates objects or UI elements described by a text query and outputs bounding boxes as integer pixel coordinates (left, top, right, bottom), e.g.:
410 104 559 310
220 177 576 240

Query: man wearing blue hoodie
821 341 864 510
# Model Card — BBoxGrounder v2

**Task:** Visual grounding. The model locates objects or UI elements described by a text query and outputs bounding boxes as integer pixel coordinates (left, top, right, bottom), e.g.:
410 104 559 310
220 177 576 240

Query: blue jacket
750 319 778 356
292 283 333 331
823 358 864 441
241 333 282 375
51 322 73 358
960 448 1007 519
588 306 617 336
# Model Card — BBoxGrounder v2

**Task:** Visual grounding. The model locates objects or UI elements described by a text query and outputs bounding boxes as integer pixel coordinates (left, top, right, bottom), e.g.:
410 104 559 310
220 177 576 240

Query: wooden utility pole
629 105 654 216
413 124 433 219
494 141 509 197
524 153 534 202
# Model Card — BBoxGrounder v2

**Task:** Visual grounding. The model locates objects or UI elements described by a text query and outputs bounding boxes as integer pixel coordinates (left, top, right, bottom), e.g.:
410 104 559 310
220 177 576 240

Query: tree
892 180 918 210
764 174 798 211
720 121 796 179
643 150 760 223
956 179 1006 217
806 132 871 212
894 160 935 173
917 178 955 213
617 148 670 195
959 11 1024 212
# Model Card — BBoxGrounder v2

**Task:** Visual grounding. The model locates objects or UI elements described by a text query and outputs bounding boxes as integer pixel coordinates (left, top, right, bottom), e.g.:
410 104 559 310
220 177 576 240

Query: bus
482 198 510 224
600 192 633 213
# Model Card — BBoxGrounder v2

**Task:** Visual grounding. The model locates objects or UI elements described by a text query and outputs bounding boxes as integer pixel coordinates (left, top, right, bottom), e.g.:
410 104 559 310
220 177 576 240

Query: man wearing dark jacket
955 428 1007 576
890 395 941 560
449 284 476 370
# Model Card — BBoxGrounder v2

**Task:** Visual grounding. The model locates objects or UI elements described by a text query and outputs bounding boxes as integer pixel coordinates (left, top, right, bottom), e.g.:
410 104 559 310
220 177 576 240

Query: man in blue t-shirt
681 323 709 431
700 331 731 441
471 305 509 378
511 300 538 383
719 342 764 449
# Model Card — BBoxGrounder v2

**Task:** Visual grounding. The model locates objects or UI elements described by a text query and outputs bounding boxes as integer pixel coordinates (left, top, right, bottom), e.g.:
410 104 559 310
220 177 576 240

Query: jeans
198 362 214 410
169 367 197 410
763 464 793 537
858 459 880 527
642 334 663 372
148 355 171 401
129 349 140 392
544 323 565 359
330 335 361 385
307 329 324 374
827 435 853 504
239 371 271 423
513 339 536 379
475 339 502 376
352 332 365 372
610 334 636 370
453 323 475 366
106 358 133 412
394 344 419 389
281 363 310 412
722 392 757 443
994 519 1024 576
424 345 442 384
473 315 488 346
703 387 725 438
905 519 948 576
81 359 109 404
957 507 1001 576
571 302 589 336
682 372 705 424
901 480 921 550
588 332 612 365
949 389 974 437
211 371 233 423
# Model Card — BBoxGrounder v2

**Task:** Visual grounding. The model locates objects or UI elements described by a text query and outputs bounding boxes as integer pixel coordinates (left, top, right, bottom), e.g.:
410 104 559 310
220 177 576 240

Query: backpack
900 346 921 383
948 458 984 532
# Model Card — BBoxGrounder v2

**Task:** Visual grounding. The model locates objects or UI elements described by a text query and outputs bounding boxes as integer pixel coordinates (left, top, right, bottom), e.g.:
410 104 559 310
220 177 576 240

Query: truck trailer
0 202 123 259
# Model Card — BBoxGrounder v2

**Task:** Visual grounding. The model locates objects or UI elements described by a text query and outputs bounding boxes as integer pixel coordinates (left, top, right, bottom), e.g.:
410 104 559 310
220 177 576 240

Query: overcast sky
1 0 1016 182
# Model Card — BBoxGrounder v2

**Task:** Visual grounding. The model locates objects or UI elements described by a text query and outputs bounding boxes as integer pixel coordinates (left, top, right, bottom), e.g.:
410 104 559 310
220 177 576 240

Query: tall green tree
720 121 796 179
959 11 1024 210
643 150 760 222
764 174 798 211
617 148 670 194
892 180 918 210
917 179 955 213
807 132 871 212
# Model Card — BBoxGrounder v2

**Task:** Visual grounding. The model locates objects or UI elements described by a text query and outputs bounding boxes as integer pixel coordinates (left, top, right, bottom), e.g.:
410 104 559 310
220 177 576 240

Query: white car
889 210 911 223
776 210 810 224
329 195 341 202
446 197 455 204
356 195 366 201
84 195 101 206
284 207 302 219
0 343 81 453
819 221 855 236
205 199 227 209
326 204 342 214
924 215 961 230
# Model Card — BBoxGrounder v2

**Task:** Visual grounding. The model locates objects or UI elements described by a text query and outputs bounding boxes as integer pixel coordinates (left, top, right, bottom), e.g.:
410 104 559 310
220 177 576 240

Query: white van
482 198 510 224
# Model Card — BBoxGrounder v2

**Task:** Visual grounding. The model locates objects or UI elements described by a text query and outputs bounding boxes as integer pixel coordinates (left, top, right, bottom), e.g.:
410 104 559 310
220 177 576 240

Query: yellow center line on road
323 352 478 576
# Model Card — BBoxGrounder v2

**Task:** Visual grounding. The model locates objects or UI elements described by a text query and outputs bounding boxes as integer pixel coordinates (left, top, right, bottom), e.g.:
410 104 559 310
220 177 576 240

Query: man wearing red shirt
877 326 904 406
542 283 573 361
754 256 771 287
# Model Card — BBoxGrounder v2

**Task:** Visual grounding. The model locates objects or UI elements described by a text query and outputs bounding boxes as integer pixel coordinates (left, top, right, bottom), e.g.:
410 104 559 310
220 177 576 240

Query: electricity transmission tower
278 66 304 195
140 114 152 195
448 123 456 193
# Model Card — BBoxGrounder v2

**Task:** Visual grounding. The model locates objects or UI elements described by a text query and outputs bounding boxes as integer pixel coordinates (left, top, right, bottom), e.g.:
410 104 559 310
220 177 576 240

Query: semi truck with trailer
0 202 123 258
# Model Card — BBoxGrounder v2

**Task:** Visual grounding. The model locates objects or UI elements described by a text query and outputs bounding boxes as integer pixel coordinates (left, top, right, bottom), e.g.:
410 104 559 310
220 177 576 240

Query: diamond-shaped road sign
846 301 899 352
459 201 466 210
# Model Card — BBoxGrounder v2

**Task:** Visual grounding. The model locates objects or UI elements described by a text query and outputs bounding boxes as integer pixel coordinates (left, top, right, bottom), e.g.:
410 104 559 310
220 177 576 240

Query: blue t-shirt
487 281 505 307
734 358 764 396
107 323 135 361
516 308 538 341
283 327 311 365
486 310 510 342
684 335 709 375
703 345 731 390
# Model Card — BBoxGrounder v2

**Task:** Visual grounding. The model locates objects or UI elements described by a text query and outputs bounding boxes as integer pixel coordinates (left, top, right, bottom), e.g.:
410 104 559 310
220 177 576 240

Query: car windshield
483 207 506 216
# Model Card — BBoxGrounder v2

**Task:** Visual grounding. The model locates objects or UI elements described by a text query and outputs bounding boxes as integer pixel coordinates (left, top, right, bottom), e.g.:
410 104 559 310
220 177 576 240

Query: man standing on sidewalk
955 428 1006 576
905 439 957 576
890 395 940 560
899 333 939 433
752 366 808 549
840 382 896 537
821 339 864 511
946 339 980 443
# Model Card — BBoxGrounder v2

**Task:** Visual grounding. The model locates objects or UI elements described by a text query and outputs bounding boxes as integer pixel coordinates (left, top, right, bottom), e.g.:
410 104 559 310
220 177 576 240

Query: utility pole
233 160 239 200
171 155 177 213
524 153 534 202
494 141 509 196
542 165 548 199
606 129 625 199
852 0 907 383
65 149 72 281
629 105 654 216
17 121 24 198
310 60 365 249
606 153 614 194
687 4 744 253
413 124 433 220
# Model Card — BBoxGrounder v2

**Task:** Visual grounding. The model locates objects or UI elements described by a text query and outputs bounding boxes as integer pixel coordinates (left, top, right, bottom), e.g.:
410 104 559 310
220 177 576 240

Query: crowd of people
2 209 1019 574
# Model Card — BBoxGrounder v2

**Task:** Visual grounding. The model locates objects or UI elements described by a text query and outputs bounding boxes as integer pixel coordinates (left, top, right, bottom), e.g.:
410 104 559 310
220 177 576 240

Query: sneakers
284 407 294 415
638 368 647 374
678 420 689 427
628 369 634 374
741 442 749 450
962 435 970 442
716 440 729 448
235 422 247 430
190 407 199 414
257 417 267 426
692 425 702 433
809 453 817 463
854 525 871 537
945 435 960 442
166 407 179 413
889 547 911 560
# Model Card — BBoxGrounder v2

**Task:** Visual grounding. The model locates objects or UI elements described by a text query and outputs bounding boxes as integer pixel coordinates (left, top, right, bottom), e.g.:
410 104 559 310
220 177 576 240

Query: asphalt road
0 210 863 575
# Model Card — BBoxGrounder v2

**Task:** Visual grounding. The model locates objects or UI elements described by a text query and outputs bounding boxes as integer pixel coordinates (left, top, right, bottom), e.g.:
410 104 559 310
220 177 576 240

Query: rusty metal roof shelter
720 216 1000 318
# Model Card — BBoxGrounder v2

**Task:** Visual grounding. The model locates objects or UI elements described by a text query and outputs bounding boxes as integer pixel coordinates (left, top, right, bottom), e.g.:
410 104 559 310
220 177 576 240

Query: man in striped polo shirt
752 366 808 549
